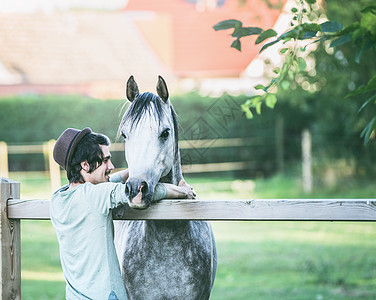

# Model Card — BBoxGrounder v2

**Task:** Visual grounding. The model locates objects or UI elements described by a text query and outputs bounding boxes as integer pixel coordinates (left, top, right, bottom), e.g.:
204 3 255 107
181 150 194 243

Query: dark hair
67 133 110 183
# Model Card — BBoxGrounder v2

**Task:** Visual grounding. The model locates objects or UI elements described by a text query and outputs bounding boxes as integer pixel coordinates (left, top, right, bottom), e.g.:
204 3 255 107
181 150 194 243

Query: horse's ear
126 76 139 102
156 76 169 103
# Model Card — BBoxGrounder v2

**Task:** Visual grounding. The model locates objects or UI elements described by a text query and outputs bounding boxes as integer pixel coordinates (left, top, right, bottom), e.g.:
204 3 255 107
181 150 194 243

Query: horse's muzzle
125 178 153 209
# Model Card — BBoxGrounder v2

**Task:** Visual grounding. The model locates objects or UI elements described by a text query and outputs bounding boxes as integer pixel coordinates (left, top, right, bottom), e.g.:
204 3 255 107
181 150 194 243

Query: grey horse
114 76 217 300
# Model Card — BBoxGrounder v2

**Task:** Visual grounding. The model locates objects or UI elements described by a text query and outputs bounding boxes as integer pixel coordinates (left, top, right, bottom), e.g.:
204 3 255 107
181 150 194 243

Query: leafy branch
213 1 376 143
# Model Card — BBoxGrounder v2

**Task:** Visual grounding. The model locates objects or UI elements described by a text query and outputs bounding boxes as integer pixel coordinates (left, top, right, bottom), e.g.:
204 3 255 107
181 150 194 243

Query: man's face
83 145 114 184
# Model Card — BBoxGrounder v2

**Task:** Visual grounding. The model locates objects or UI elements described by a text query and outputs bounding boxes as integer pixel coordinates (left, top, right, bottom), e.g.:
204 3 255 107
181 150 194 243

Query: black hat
53 127 92 170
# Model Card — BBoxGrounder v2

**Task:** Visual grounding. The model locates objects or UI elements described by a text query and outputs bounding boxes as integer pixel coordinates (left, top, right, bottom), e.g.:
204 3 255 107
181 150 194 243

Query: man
51 127 194 299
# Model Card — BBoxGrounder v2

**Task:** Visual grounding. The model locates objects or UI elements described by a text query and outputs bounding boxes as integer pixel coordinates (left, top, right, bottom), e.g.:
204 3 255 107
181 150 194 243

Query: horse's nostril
140 181 148 194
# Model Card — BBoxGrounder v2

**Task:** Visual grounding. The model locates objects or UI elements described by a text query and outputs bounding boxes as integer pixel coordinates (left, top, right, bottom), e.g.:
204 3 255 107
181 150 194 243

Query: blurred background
1 0 376 299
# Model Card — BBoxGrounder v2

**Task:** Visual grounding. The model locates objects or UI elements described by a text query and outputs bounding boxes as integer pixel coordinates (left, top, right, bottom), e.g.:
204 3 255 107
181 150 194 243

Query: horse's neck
160 156 182 185
153 151 187 228
172 151 183 184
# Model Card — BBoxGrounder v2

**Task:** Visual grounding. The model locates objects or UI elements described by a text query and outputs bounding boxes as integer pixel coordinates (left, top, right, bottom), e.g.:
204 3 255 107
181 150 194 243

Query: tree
214 0 376 143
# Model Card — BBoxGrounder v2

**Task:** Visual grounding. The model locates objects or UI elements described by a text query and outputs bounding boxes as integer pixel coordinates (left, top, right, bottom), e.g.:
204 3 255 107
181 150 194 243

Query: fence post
0 178 21 299
46 140 61 193
0 142 9 178
275 116 284 173
302 129 312 193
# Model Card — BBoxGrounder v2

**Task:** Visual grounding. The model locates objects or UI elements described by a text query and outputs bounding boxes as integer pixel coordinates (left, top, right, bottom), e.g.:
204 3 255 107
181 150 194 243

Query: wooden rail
6 198 376 221
2 178 376 299
0 179 20 299
0 137 275 193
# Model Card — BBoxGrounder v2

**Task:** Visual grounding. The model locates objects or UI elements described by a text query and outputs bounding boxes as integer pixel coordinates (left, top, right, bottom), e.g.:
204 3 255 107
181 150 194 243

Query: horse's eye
121 132 127 140
160 129 170 139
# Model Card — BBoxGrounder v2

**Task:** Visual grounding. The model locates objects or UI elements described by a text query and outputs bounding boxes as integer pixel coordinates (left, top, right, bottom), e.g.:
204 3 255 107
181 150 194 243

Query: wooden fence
1 178 376 299
0 137 283 193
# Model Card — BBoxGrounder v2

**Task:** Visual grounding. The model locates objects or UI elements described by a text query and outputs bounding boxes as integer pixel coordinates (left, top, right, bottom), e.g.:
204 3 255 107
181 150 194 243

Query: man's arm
111 170 196 199
162 179 197 199
110 169 129 183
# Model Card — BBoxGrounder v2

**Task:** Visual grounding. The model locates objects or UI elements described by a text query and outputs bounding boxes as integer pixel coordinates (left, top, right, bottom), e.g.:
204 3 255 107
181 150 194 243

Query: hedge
0 93 280 173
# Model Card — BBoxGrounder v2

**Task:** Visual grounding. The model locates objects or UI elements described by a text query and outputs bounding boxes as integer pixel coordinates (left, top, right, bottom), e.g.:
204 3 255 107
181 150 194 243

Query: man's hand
163 180 197 199
178 179 197 199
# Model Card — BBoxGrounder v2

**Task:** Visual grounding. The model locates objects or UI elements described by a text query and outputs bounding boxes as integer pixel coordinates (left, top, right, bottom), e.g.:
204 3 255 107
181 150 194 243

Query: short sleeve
83 182 128 215
109 172 124 183
152 183 167 201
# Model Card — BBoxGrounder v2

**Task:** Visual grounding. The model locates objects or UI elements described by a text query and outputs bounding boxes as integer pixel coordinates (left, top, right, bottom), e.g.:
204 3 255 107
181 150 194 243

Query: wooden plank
46 140 61 193
115 199 376 221
0 142 9 178
7 199 50 220
302 129 312 193
7 144 44 154
0 178 21 299
182 161 256 173
109 137 270 152
7 198 376 221
178 137 267 149
114 161 258 174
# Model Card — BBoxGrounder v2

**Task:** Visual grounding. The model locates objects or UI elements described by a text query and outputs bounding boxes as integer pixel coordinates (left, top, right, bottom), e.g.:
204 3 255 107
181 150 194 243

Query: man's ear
80 161 90 173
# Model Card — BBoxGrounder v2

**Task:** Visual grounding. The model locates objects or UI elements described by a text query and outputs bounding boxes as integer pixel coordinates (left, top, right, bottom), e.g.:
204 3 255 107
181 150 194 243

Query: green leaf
255 102 262 115
355 45 363 64
280 62 290 79
301 23 322 32
259 39 280 53
346 85 368 98
254 84 266 91
348 75 376 98
231 39 241 51
232 26 262 38
255 29 277 44
320 21 343 33
265 93 277 109
361 5 376 14
358 94 376 113
245 110 254 119
338 23 360 35
297 57 307 71
303 31 317 39
291 7 298 13
330 33 352 47
281 80 290 90
361 117 376 144
213 19 242 31
366 74 376 90
305 0 316 4
352 27 368 42
280 48 288 54
280 28 299 40
241 104 253 119
288 69 294 80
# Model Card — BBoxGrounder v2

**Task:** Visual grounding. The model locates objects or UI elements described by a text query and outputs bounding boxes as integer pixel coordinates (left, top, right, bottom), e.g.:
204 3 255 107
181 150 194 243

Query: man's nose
108 160 115 170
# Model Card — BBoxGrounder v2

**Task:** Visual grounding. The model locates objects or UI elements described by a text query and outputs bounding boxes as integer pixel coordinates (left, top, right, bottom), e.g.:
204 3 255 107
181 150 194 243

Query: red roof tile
125 0 286 77
0 11 173 96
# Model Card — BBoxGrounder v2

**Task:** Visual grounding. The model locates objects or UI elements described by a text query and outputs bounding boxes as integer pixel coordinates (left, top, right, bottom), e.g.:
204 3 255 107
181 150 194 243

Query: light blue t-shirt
50 174 166 300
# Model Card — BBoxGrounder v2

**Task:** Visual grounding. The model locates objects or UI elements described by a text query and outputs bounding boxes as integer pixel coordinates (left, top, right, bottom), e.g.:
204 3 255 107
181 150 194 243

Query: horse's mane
121 92 165 130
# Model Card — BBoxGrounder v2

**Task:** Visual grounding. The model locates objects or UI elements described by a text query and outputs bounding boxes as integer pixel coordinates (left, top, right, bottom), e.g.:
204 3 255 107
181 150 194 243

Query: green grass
14 173 376 299
210 221 376 300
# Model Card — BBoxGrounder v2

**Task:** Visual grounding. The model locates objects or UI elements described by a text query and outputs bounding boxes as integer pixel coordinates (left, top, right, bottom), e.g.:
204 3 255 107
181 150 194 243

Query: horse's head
119 76 180 209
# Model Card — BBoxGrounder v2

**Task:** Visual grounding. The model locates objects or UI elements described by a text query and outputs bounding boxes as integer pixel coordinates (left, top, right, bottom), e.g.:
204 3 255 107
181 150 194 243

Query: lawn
11 172 376 299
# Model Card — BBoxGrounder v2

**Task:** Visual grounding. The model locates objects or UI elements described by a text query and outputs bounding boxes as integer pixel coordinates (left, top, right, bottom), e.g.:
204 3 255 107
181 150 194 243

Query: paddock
1 178 376 299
